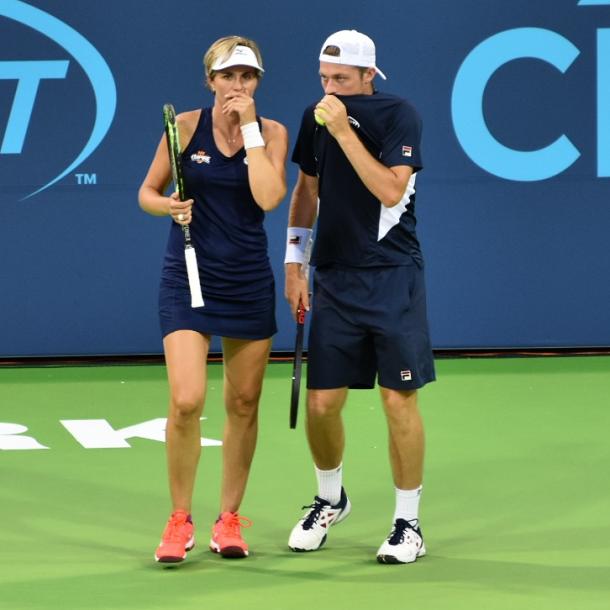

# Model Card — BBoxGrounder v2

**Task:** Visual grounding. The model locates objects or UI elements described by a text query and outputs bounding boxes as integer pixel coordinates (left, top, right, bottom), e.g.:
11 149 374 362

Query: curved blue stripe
0 0 116 199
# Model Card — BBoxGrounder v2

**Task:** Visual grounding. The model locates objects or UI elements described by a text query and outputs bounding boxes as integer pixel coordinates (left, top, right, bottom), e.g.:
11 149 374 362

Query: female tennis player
138 35 288 562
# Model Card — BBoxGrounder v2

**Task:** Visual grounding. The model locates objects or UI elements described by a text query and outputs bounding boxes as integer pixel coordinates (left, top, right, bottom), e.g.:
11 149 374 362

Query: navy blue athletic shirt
161 108 274 303
292 92 424 268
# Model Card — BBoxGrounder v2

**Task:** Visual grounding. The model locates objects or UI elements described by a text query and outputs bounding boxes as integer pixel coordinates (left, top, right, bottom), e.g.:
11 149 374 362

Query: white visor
212 45 264 73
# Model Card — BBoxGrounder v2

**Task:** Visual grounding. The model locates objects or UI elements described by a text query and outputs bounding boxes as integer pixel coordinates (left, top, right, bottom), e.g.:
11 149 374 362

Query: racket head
163 103 185 201
290 300 306 429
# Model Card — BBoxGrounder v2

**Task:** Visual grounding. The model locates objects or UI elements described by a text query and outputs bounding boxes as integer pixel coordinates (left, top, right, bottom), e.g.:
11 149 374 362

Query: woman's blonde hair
204 35 264 81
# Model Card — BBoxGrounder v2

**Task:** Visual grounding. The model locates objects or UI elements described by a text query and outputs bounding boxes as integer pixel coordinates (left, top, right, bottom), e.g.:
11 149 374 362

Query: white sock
393 485 422 524
315 463 342 505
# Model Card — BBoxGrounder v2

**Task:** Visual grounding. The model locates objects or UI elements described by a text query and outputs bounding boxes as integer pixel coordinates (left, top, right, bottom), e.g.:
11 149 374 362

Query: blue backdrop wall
1 0 609 357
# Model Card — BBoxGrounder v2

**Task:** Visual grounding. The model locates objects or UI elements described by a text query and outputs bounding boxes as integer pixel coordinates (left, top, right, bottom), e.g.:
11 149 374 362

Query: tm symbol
75 173 97 185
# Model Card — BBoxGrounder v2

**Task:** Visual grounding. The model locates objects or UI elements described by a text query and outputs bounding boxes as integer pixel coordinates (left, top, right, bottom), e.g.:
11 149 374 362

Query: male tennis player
284 30 435 564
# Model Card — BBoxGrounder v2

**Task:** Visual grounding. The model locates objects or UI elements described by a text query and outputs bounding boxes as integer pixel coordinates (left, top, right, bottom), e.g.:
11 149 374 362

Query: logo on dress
400 370 412 381
191 150 211 164
402 145 413 157
348 116 360 129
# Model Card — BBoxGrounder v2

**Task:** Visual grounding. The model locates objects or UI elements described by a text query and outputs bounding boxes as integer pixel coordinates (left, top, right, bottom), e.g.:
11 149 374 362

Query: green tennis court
1 356 609 610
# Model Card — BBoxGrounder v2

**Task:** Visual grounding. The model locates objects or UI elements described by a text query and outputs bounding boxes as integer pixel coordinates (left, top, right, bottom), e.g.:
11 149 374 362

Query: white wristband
284 227 313 265
240 122 265 149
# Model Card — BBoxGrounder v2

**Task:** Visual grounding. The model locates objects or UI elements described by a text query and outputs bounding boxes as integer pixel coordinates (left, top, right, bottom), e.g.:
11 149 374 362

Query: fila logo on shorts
400 369 412 381
191 150 211 164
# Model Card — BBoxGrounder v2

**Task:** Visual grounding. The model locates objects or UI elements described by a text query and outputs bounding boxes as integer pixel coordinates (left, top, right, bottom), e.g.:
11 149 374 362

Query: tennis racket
290 298 306 429
163 103 204 308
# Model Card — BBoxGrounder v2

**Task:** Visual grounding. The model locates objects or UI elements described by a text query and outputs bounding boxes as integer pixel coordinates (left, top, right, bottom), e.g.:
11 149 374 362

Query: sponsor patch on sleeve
401 145 413 157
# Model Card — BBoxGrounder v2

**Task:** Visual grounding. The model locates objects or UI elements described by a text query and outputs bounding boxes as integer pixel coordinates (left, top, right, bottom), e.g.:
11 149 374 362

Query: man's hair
322 45 341 57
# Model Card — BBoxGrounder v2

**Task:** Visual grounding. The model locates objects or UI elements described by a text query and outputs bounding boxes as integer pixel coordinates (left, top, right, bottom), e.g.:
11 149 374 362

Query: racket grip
182 224 192 247
297 300 306 325
184 246 204 308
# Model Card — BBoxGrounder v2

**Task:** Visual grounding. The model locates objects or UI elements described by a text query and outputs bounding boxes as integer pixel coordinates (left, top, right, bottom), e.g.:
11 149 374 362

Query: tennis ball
314 110 326 126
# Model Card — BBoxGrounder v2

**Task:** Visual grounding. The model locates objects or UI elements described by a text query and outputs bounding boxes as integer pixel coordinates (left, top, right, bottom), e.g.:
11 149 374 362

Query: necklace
216 128 241 146
212 107 241 145
214 122 240 145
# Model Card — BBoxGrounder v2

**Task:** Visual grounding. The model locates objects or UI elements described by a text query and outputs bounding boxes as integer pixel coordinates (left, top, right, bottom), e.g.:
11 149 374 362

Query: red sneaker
155 510 195 563
209 512 252 558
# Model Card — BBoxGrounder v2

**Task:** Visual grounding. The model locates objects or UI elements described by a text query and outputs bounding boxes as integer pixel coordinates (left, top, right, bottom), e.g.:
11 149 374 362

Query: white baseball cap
319 30 387 80
212 45 264 73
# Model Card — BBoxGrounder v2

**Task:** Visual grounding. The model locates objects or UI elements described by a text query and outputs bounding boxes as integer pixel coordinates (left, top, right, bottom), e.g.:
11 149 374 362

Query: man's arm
335 131 413 206
315 95 413 206
285 170 318 317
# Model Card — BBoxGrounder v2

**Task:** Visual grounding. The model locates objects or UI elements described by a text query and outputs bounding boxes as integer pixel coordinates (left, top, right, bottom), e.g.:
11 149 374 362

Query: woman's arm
138 112 198 224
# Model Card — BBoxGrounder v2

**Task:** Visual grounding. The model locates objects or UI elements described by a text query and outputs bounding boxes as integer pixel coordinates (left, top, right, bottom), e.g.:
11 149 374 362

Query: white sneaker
376 519 426 564
288 487 351 552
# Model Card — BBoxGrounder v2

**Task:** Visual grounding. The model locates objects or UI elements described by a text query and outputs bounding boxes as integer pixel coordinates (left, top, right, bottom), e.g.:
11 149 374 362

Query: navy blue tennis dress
158 108 277 340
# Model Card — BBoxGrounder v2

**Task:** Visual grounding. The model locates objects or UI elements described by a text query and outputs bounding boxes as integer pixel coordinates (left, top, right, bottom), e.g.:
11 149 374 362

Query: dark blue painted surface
1 0 608 356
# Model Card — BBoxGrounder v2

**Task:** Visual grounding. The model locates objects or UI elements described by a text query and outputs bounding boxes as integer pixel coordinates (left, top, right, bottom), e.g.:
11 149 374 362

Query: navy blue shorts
159 280 277 340
307 264 435 390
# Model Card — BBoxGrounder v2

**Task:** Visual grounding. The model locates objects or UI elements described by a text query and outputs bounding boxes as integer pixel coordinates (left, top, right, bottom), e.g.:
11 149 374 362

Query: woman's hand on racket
285 263 310 321
168 191 194 225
